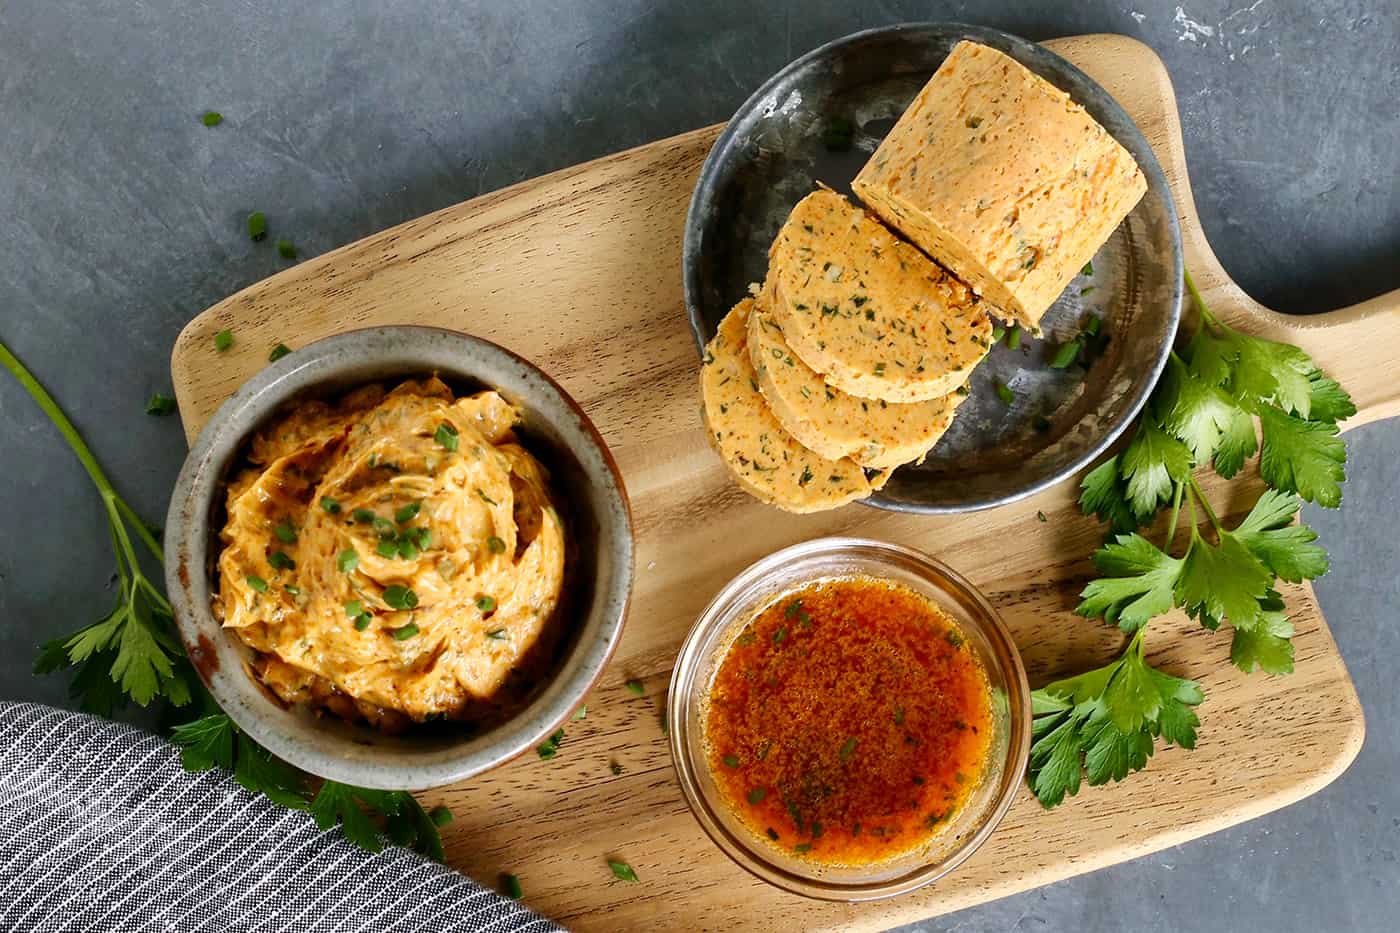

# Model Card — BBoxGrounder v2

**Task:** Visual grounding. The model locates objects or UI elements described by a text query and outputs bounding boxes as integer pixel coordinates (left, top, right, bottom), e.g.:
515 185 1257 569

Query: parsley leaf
1079 456 1139 533
146 393 177 416
1259 406 1346 507
1227 331 1314 417
1077 534 1181 632
1233 489 1329 582
1158 355 1241 462
1120 421 1191 520
1175 528 1271 632
1212 405 1258 479
1306 370 1356 424
1228 595 1295 675
1029 631 1202 807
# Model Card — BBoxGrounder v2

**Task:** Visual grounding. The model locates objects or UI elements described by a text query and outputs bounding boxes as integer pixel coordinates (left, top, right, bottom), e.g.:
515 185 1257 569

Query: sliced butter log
747 301 963 470
852 40 1147 331
765 189 991 404
701 298 886 512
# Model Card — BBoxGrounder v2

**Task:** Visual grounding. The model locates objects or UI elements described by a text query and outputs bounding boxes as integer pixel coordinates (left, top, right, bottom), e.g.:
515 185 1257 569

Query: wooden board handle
1049 34 1400 433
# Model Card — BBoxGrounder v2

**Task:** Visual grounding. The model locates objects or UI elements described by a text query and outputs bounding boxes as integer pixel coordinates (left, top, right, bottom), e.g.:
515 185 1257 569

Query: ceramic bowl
165 326 633 790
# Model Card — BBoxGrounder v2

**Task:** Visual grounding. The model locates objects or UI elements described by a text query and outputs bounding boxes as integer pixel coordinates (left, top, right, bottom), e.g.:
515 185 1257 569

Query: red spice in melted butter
704 577 992 864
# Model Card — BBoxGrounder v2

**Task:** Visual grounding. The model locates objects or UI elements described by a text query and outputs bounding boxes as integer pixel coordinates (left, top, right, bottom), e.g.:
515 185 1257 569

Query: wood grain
170 35 1396 932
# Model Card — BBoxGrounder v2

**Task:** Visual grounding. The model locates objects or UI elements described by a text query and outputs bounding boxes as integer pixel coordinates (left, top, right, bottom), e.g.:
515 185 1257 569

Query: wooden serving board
170 35 1400 932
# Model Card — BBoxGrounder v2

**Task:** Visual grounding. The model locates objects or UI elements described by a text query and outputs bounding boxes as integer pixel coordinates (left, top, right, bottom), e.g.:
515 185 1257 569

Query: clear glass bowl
667 536 1031 901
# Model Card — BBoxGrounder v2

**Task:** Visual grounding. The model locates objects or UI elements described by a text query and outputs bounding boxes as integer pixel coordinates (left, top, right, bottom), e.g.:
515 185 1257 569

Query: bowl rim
680 21 1184 515
164 324 634 790
666 536 1032 901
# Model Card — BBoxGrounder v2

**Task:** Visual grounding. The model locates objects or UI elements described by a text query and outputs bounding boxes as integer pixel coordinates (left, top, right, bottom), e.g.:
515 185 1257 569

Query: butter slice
764 189 991 403
852 40 1147 330
748 300 963 470
701 298 885 512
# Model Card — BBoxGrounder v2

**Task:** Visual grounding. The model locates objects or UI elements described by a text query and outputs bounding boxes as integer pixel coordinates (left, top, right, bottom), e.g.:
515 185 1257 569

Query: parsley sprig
1030 272 1353 807
3 336 449 860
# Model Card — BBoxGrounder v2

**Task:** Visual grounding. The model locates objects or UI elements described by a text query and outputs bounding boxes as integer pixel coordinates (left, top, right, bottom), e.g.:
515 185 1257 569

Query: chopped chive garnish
608 860 638 883
345 600 364 617
476 488 498 506
1083 314 1102 337
145 393 177 416
723 754 740 768
995 381 1015 405
991 324 1005 343
247 211 267 242
395 502 421 523
773 626 787 645
486 536 506 554
625 679 644 696
572 705 587 721
268 550 294 570
537 728 564 759
383 585 418 610
794 843 812 854
245 574 268 592
946 630 965 648
354 614 371 631
434 422 459 451
476 595 496 612
376 538 399 558
320 496 341 514
893 707 905 725
746 787 767 805
201 111 223 126
839 737 858 761
501 873 522 898
352 508 375 524
337 549 358 572
214 329 234 352
276 239 297 260
268 343 291 362
372 517 396 537
486 628 507 640
283 584 301 596
429 805 453 827
412 527 431 549
391 622 419 641
273 522 296 543
1037 510 1048 522
397 537 419 560
1049 339 1082 369
1007 325 1022 350
783 599 802 619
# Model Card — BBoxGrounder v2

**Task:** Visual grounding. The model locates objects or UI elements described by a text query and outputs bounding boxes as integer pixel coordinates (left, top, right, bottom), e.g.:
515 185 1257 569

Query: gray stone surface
0 0 1394 929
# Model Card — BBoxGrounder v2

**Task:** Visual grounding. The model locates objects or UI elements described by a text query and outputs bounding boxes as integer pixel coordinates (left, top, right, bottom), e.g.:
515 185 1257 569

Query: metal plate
682 23 1182 513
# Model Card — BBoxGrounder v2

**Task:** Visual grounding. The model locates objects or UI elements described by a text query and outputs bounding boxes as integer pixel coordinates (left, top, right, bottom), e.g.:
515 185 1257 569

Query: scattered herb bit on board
246 211 267 241
201 110 223 126
1030 270 1352 808
608 860 639 883
214 328 234 352
276 238 297 259
625 679 645 696
145 393 177 416
501 873 523 899
572 705 588 721
537 728 565 760
268 343 292 362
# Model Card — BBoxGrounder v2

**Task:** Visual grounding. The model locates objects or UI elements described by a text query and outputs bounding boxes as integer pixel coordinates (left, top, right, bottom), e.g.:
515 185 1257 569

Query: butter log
852 40 1146 330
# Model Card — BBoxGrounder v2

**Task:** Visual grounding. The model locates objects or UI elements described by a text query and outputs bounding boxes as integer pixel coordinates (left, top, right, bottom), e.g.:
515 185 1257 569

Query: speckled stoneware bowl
165 326 633 790
683 23 1183 513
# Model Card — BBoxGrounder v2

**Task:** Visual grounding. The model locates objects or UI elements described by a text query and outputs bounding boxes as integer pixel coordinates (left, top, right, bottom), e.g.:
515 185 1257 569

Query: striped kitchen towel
0 701 562 933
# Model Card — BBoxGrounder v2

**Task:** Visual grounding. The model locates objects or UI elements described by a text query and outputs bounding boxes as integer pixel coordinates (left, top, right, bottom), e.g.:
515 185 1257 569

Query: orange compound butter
852 40 1147 331
703 577 993 864
764 189 992 403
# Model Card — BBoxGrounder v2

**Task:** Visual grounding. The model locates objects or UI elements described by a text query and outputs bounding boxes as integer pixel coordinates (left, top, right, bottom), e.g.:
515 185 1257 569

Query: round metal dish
682 23 1182 513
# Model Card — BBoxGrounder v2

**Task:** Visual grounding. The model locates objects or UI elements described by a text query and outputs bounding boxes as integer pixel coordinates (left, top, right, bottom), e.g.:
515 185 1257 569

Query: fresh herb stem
1183 269 1218 328
1187 475 1224 535
1163 480 1185 554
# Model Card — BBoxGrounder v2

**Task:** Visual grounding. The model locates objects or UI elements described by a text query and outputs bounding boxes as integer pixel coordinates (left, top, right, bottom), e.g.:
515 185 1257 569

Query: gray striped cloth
0 702 562 933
